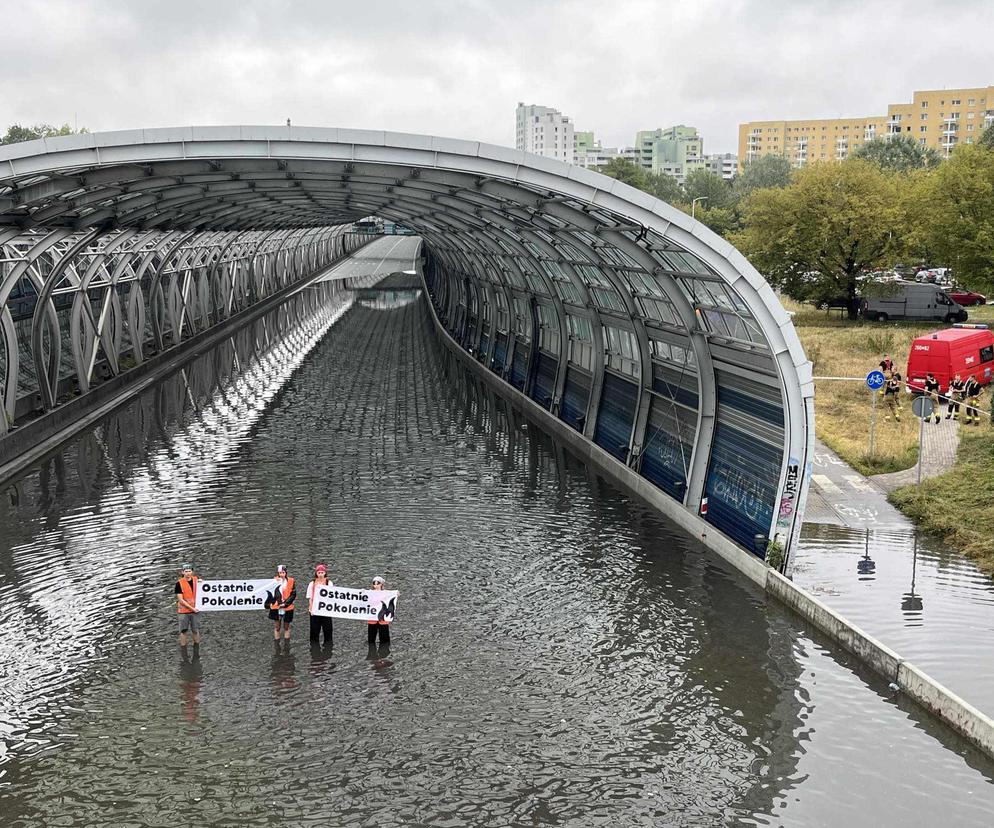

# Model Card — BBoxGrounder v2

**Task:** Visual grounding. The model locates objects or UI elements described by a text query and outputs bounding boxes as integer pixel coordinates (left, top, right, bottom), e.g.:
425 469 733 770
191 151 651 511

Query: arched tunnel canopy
0 126 813 566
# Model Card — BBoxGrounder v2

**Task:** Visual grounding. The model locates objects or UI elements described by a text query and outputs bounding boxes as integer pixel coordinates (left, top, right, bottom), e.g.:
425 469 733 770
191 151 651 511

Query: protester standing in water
367 574 392 647
175 564 200 646
307 563 334 646
267 564 296 643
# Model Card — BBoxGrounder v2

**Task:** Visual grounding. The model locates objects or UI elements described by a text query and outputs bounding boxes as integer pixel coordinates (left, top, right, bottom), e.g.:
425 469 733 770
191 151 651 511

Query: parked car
947 286 987 306
915 267 953 284
905 324 994 393
861 281 968 323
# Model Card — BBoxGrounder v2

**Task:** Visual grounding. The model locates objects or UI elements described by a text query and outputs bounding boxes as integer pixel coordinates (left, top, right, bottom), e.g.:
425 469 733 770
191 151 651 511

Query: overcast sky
2 0 992 154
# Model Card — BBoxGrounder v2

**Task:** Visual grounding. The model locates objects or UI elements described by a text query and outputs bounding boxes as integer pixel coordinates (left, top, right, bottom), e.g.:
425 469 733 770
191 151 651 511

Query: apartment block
515 102 575 163
705 152 738 181
738 85 994 169
633 125 706 183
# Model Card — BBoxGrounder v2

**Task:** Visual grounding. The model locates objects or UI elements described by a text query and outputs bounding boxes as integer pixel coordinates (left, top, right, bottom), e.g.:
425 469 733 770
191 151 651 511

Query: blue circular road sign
866 370 886 390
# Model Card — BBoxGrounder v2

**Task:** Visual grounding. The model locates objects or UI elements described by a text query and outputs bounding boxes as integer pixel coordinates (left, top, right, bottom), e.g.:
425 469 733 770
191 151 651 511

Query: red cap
315 564 327 573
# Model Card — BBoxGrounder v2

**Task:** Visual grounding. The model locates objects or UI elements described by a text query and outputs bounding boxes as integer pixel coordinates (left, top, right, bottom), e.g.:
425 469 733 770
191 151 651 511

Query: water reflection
0 284 992 825
178 644 203 726
794 522 994 713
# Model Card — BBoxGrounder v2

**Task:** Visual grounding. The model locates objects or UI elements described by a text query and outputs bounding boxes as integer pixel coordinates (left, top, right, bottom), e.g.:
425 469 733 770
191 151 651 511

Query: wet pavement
1 240 994 825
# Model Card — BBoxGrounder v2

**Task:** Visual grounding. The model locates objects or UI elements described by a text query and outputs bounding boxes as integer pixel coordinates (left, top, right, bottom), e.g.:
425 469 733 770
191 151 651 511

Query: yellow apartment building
738 85 994 169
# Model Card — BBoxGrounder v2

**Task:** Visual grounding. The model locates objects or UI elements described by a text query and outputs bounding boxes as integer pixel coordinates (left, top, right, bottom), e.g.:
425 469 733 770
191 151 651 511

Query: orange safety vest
309 578 329 612
270 577 295 611
177 576 198 614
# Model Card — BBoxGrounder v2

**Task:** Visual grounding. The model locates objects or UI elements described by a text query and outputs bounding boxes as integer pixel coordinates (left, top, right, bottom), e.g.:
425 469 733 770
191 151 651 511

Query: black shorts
268 609 294 623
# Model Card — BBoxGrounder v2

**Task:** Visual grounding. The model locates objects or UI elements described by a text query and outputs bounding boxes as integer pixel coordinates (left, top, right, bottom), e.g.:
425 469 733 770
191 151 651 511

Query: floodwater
793 524 994 715
2 244 994 826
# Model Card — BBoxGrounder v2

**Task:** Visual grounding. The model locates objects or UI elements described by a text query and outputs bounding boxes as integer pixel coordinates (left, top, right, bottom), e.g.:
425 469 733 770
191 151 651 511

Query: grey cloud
1 0 991 154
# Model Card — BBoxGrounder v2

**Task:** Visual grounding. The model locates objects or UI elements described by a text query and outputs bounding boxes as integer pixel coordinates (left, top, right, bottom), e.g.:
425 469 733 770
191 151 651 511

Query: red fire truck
906 324 994 393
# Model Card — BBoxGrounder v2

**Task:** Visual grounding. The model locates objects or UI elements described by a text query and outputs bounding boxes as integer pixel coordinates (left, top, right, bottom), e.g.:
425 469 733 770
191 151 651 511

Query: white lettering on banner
310 586 399 622
195 579 281 611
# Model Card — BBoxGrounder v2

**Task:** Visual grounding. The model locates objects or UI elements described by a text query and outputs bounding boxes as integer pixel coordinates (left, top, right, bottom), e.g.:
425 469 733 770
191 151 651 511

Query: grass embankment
785 299 994 566
784 299 987 474
890 427 994 572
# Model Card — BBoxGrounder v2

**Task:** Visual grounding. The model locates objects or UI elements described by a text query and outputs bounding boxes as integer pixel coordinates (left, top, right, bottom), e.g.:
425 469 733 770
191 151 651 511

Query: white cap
276 564 287 573
372 574 385 585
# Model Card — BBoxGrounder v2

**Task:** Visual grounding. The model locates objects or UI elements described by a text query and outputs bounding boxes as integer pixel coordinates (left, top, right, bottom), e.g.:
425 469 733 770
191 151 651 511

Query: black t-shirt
175 577 195 595
925 378 940 394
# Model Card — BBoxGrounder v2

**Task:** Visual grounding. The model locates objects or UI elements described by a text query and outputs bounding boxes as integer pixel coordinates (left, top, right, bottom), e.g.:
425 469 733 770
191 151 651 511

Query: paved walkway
804 439 912 530
873 415 961 493
804 412 965 529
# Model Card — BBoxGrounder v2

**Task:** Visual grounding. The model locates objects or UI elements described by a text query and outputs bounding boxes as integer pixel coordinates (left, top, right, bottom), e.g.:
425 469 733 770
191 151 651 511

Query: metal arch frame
0 223 359 425
0 229 75 426
0 127 814 567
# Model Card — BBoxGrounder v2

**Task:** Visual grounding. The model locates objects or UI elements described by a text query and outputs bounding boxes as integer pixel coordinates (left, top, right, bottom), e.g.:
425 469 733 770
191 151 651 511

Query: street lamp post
691 196 709 219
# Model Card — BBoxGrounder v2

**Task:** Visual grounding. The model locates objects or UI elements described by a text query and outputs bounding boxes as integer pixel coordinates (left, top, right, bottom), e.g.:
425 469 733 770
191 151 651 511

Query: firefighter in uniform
963 375 983 425
878 356 894 396
267 564 296 643
946 374 966 421
924 373 942 424
884 372 903 421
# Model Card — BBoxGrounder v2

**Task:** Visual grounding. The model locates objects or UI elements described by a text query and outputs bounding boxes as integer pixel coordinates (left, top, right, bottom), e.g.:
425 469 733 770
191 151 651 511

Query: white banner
195 578 281 611
310 585 399 622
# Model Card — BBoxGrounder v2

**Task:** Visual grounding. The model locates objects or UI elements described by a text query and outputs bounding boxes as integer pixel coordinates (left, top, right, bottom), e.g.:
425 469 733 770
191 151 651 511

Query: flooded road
2 240 994 826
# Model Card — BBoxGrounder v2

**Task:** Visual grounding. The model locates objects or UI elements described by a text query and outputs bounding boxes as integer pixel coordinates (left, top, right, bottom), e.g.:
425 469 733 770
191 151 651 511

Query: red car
948 287 987 306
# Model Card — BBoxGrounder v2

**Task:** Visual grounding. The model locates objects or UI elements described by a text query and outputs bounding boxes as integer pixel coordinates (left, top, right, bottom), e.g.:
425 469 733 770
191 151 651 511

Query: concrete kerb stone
897 662 994 757
766 570 903 678
420 265 994 762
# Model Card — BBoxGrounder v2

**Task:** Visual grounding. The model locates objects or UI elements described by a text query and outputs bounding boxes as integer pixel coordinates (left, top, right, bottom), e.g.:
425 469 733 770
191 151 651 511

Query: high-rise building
738 85 994 169
705 153 738 181
573 130 597 156
574 145 641 169
515 103 575 163
634 126 706 184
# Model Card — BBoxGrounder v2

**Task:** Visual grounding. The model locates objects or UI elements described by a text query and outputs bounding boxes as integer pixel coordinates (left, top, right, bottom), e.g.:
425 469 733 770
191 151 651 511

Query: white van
862 281 968 323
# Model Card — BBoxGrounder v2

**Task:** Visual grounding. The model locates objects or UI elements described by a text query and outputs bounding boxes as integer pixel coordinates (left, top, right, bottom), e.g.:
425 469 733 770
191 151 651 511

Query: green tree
692 205 740 237
1 122 87 145
598 158 648 190
644 170 683 204
683 169 735 211
732 158 904 319
733 154 793 196
909 144 994 292
978 124 994 150
852 134 941 172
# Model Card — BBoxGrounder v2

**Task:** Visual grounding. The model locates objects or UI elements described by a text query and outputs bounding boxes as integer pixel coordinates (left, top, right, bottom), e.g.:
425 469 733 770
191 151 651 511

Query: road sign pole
917 409 925 488
869 390 877 457
865 370 885 457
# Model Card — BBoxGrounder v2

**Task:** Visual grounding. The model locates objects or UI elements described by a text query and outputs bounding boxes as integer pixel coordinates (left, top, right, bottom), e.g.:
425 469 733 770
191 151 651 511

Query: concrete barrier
421 272 994 761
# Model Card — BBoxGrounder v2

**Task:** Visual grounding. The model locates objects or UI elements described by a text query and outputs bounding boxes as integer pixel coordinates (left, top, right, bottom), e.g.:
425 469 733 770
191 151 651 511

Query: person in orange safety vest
175 564 200 646
266 564 296 643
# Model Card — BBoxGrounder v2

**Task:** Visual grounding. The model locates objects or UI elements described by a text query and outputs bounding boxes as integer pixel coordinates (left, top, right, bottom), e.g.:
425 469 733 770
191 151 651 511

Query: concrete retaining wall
421 274 994 761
